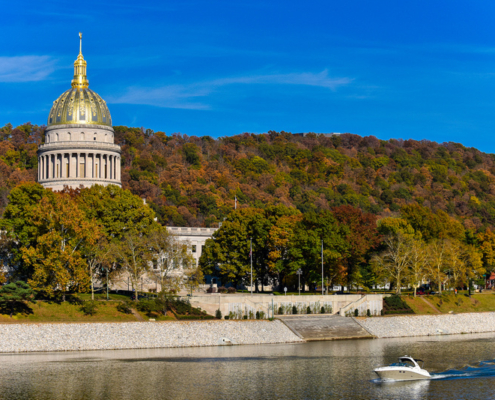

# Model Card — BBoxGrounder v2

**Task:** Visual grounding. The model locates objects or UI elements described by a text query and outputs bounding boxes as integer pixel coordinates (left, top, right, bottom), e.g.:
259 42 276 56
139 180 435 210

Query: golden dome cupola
47 33 112 127
71 33 89 89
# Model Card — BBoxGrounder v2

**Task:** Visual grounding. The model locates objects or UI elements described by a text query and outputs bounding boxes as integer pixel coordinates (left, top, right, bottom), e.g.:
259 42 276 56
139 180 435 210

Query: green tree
77 184 159 241
0 281 35 318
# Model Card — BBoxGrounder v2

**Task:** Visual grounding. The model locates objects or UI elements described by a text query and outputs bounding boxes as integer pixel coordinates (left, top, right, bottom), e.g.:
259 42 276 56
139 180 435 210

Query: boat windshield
390 362 410 367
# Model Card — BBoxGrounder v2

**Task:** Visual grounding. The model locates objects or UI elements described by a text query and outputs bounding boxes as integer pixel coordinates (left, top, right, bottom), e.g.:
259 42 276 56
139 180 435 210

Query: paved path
277 315 374 341
420 297 441 313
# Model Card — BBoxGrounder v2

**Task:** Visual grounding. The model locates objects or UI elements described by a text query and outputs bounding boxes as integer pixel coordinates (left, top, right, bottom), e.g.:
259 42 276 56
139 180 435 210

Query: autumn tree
371 233 411 294
407 238 428 297
21 193 101 301
109 232 153 301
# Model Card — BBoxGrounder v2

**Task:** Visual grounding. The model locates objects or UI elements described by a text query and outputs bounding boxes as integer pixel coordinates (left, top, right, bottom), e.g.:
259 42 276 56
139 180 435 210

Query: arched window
81 132 85 141
55 133 59 142
67 132 71 141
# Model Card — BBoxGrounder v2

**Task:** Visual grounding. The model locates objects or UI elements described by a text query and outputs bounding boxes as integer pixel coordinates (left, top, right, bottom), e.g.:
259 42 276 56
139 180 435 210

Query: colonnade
38 152 121 182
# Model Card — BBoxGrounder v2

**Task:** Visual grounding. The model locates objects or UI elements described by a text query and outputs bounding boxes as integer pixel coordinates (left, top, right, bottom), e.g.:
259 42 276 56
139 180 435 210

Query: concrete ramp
277 315 374 341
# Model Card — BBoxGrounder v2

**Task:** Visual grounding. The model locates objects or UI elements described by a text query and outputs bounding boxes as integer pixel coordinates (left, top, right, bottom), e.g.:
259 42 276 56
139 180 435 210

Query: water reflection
1 333 495 399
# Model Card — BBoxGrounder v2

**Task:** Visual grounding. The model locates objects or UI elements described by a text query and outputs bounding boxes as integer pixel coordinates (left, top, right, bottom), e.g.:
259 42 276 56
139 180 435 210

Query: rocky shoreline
0 320 302 353
356 312 495 338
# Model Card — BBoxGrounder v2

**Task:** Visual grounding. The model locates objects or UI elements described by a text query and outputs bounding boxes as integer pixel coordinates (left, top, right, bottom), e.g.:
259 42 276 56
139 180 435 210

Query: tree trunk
91 277 94 301
438 271 442 294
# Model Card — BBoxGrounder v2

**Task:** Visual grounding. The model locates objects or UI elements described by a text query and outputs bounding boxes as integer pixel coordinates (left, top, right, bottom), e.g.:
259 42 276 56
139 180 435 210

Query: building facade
38 33 121 191
166 227 218 266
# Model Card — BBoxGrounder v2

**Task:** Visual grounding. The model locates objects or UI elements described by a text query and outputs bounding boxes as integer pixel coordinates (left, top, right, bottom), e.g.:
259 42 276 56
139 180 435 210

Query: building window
192 245 197 253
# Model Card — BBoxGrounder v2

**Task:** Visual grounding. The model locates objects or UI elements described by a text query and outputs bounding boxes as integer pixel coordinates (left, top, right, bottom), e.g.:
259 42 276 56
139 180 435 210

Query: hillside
1 122 494 233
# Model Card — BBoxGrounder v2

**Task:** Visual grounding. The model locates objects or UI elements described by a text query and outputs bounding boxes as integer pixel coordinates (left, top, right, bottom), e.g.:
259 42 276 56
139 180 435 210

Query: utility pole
321 240 324 295
297 269 302 295
250 237 253 297
106 268 109 301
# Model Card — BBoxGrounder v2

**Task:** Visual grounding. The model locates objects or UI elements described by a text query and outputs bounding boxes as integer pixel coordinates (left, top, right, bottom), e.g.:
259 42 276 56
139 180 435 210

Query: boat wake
431 359 495 380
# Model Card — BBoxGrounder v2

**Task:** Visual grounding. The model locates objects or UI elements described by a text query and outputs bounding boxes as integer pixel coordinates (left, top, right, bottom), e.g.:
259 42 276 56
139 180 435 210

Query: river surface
1 333 495 399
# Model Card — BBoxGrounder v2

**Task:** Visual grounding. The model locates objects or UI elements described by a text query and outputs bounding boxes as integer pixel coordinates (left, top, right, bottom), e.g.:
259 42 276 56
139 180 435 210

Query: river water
1 333 495 400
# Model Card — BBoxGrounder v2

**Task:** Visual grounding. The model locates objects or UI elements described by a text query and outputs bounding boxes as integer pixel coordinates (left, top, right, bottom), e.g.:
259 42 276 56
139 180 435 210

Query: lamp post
296 269 302 295
250 237 253 297
321 240 324 295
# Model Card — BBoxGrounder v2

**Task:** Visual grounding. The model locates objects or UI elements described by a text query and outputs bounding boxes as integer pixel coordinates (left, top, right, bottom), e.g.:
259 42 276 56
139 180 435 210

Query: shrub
176 315 215 320
292 305 297 315
381 309 384 316
218 286 227 293
215 309 222 319
80 301 98 316
227 287 236 294
224 315 229 320
117 301 133 314
278 306 283 315
243 315 247 319
321 306 325 314
367 309 371 317
259 311 265 319
256 311 260 320
354 308 359 317
307 306 311 314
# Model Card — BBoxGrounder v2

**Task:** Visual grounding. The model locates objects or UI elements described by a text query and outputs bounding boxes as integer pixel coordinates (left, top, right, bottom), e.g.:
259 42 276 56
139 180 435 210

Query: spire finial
72 32 89 89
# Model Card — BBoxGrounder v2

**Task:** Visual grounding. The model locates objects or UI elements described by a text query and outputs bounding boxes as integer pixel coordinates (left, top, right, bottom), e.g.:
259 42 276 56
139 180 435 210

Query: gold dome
47 33 112 127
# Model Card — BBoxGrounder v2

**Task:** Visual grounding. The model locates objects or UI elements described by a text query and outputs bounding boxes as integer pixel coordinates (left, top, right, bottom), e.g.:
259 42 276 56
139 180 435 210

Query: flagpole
250 237 253 297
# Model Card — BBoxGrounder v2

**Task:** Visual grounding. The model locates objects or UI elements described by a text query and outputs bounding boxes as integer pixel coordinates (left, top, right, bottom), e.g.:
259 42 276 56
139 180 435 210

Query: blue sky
3 1 495 151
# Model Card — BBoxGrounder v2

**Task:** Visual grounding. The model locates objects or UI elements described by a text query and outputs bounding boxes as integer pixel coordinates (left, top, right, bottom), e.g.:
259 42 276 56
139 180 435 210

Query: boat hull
374 368 431 381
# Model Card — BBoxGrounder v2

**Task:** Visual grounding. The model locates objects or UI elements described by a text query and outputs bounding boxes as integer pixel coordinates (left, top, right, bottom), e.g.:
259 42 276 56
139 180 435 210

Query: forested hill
1 122 494 232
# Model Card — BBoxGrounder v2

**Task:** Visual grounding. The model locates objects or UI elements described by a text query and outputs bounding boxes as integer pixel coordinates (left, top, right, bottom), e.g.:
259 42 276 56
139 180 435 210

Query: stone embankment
0 320 302 353
357 312 495 338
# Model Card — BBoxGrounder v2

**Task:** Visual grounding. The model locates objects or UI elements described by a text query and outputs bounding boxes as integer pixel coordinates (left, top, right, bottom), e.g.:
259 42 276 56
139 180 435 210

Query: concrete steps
277 314 374 341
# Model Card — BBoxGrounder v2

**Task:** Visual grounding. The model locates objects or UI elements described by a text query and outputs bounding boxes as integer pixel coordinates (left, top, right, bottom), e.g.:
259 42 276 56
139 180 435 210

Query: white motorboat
374 356 431 381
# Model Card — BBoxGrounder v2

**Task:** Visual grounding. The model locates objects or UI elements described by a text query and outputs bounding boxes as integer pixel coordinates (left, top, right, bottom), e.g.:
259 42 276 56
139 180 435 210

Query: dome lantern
47 33 112 127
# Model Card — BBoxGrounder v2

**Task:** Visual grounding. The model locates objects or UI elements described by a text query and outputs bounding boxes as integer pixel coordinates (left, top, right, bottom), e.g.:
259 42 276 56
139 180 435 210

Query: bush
176 315 215 320
354 308 359 317
218 286 227 293
80 301 98 316
292 305 297 315
243 315 247 319
278 306 283 315
215 309 222 319
259 311 265 319
367 309 371 317
224 315 229 320
117 301 133 314
256 311 260 320
307 306 312 314
321 306 325 314
227 287 236 294
381 309 384 316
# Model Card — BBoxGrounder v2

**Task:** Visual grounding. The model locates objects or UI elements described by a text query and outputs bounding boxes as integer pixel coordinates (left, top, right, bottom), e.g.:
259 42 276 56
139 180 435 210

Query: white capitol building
37 34 121 191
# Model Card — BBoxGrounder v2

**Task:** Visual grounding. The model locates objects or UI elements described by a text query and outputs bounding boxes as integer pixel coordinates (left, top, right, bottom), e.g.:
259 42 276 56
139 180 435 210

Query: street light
296 269 302 295
321 240 324 295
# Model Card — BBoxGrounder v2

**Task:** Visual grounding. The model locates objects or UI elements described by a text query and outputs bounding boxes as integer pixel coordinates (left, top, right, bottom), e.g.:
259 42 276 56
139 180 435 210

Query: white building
166 227 218 266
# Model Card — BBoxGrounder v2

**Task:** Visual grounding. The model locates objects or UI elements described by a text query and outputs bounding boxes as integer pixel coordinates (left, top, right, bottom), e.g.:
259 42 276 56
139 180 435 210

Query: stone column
88 153 93 180
48 154 52 179
76 153 80 178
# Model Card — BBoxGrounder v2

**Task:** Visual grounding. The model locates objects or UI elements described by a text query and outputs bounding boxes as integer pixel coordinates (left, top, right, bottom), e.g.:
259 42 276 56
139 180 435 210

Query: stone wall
0 320 302 353
188 294 384 318
356 312 495 338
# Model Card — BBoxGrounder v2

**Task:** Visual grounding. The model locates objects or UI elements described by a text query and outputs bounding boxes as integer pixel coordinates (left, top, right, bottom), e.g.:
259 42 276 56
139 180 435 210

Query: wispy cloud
109 69 352 109
0 56 57 82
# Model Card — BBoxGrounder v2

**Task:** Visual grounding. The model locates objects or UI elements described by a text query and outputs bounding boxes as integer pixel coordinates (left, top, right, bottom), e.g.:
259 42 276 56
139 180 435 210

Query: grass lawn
403 293 495 314
0 301 141 323
78 293 130 301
